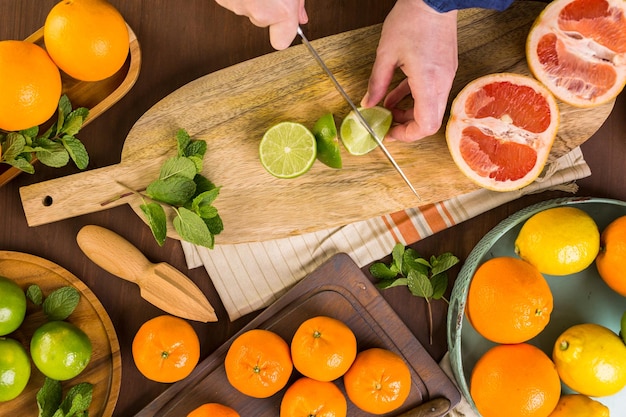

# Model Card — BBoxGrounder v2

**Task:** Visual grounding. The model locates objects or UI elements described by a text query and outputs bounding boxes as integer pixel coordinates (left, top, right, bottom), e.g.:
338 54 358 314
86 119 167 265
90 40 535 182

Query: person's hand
215 0 308 50
361 0 458 142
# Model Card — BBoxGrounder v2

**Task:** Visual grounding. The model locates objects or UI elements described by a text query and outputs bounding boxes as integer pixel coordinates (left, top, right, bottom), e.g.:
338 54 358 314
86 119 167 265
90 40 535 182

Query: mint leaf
191 188 220 217
59 383 93 417
376 277 408 290
146 176 196 206
431 252 460 275
185 140 207 158
193 174 217 196
159 156 197 180
431 274 449 300
62 136 89 169
6 156 35 174
140 202 167 246
26 284 44 306
2 132 26 160
174 207 214 248
407 270 433 298
35 139 69 168
369 262 398 280
60 111 87 136
37 377 62 417
203 213 224 235
43 286 80 320
176 128 191 156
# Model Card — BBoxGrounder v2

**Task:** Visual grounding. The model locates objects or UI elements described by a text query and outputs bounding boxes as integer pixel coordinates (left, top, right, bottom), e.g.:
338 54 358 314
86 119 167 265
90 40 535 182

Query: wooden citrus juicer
77 225 217 322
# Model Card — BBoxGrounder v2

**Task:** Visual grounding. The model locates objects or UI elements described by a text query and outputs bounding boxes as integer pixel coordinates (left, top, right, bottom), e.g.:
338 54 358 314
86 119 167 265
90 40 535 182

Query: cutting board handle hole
43 196 53 207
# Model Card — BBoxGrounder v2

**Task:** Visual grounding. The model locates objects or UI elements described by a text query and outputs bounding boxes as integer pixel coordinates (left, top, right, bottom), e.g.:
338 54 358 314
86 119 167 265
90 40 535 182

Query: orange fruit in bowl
466 256 553 344
290 315 357 382
0 40 61 131
132 315 200 383
343 348 411 415
445 73 559 191
280 377 347 417
596 215 626 296
526 0 626 107
547 394 609 417
470 343 561 417
224 328 293 398
44 0 129 81
187 403 240 417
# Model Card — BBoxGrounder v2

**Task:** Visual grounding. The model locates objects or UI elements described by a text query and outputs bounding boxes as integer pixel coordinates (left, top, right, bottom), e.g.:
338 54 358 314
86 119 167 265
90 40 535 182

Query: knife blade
297 26 421 201
397 397 451 417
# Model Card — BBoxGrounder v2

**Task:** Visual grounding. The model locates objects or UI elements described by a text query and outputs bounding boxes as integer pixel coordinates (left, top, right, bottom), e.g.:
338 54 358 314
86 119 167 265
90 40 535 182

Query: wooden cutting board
19 1 614 244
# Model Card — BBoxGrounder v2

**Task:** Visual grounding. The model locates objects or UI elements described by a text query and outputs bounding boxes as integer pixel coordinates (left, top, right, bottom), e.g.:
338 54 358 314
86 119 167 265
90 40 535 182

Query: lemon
0 276 26 336
0 338 31 402
514 207 600 275
553 323 626 397
312 113 342 169
340 106 392 155
259 122 317 179
548 394 609 417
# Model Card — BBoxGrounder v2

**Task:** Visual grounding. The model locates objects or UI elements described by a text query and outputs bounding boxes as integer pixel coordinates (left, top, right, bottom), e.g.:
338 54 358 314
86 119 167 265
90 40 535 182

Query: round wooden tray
0 251 121 417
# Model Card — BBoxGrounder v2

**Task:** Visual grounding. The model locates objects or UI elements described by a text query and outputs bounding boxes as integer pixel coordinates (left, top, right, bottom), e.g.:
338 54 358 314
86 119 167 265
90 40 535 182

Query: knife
397 397 451 417
297 26 421 201
76 225 218 322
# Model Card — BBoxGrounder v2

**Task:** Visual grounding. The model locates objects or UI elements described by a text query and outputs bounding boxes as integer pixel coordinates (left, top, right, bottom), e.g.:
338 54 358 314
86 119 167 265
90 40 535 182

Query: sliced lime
340 106 392 156
259 122 317 179
312 113 342 169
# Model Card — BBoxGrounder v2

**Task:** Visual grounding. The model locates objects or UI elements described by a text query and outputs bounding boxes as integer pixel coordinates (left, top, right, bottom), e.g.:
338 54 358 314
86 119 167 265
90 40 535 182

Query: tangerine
187 403 240 417
279 377 347 417
470 343 561 417
446 73 559 191
224 329 293 398
343 348 411 415
44 0 129 81
290 316 357 382
0 40 61 131
527 0 626 107
596 215 626 296
466 256 553 344
132 315 200 383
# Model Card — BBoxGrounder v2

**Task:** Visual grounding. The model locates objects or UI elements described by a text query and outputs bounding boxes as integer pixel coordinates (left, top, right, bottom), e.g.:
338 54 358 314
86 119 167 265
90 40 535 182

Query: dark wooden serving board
135 253 461 416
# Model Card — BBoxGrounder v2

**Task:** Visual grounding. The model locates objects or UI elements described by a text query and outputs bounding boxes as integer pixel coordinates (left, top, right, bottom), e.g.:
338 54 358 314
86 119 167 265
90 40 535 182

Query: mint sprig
0 95 90 173
37 378 93 417
26 285 80 321
370 243 459 344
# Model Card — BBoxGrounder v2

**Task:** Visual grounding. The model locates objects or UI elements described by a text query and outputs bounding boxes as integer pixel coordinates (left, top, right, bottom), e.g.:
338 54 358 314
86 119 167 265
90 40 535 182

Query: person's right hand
215 0 308 50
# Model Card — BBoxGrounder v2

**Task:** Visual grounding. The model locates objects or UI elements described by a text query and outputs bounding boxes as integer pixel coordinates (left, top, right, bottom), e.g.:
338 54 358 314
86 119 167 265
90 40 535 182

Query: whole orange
290 316 357 382
596 215 626 296
470 343 561 417
466 256 553 344
44 0 129 81
131 315 200 383
0 40 61 131
187 403 240 417
224 329 293 398
343 348 411 415
280 377 347 417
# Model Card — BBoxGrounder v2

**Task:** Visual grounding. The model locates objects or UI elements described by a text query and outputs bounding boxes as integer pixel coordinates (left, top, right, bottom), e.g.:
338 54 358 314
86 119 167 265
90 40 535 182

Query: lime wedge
312 113 342 169
259 122 317 179
340 106 392 156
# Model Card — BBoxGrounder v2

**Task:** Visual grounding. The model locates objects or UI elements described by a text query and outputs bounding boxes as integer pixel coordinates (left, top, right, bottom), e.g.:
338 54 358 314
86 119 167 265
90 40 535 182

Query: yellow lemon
548 394 609 417
553 323 626 397
515 207 599 275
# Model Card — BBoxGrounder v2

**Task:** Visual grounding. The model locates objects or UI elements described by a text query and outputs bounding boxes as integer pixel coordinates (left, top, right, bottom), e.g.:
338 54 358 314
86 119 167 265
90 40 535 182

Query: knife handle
77 225 153 285
397 398 451 417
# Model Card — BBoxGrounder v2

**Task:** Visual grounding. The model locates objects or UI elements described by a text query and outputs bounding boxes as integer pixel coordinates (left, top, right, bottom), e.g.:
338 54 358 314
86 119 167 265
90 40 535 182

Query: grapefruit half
446 73 559 192
527 0 626 107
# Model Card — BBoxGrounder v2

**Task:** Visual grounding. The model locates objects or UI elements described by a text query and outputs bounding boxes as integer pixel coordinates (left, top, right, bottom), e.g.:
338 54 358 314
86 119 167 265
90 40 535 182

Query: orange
466 256 553 344
527 0 626 107
548 394 609 417
470 343 561 417
187 403 240 417
44 0 129 81
279 377 347 417
445 73 559 191
131 315 200 383
224 329 293 398
0 40 61 131
596 215 626 296
290 316 357 382
343 348 411 415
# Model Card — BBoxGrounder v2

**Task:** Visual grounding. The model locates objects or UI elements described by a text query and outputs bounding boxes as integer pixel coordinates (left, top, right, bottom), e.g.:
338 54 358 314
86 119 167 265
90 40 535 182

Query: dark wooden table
1 1 624 415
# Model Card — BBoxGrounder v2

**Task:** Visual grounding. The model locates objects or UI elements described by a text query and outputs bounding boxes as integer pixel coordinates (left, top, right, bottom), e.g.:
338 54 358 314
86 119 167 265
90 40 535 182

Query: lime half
340 106 392 156
260 122 317 179
312 113 342 169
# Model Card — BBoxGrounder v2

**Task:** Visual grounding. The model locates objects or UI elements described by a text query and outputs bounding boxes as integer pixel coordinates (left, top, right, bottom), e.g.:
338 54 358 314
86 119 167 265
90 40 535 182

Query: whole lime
30 321 92 381
0 338 31 402
0 276 27 336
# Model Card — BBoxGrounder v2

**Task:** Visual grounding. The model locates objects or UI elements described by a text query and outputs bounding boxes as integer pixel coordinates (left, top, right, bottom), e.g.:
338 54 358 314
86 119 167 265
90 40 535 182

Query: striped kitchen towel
182 147 590 322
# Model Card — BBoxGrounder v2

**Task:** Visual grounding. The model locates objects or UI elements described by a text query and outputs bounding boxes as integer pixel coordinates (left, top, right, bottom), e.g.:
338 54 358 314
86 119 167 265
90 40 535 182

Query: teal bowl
447 197 626 415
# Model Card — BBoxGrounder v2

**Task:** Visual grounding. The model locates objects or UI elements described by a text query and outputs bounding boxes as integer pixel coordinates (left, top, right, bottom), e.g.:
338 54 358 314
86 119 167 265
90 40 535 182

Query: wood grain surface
18 2 614 244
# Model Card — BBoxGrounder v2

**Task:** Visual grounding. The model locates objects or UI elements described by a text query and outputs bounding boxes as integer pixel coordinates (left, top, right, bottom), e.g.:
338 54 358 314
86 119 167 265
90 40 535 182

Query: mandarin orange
596 215 626 296
187 403 240 417
280 377 347 417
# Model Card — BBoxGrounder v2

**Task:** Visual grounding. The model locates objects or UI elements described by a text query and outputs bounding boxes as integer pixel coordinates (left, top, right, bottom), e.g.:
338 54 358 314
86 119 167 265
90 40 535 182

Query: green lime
0 338 31 402
312 113 342 169
0 276 26 336
30 321 92 381
340 106 392 155
259 122 317 179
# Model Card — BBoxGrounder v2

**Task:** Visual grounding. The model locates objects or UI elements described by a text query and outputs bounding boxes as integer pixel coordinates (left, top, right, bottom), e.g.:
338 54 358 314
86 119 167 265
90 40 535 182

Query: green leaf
26 284 44 306
61 136 89 169
376 277 408 290
407 269 433 299
20 126 39 139
391 243 405 272
187 154 203 173
185 140 207 158
146 176 196 206
203 213 224 235
43 286 80 320
55 95 73 135
59 383 93 417
431 274 449 300
60 112 85 137
140 202 167 246
369 262 398 280
159 156 197 180
173 207 214 248
5 157 35 173
191 188 220 214
35 139 69 168
2 132 26 160
193 174 217 196
431 253 460 276
37 377 62 417
403 248 429 276
176 128 191 156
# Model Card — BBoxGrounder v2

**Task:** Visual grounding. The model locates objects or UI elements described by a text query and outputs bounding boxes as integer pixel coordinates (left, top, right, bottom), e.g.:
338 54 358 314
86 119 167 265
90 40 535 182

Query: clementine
280 377 347 417
596 215 626 296
466 256 553 344
343 348 411 415
224 329 293 398
470 343 561 417
290 316 357 382
132 315 200 383
187 403 240 417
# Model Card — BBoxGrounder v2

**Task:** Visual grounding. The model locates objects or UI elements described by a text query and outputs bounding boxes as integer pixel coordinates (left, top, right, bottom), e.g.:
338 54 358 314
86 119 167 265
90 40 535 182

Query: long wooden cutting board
19 1 614 244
